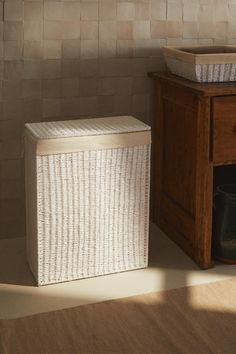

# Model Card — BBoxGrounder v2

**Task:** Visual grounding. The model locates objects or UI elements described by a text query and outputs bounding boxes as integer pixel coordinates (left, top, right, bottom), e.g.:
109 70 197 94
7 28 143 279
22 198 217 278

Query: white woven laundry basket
25 116 151 286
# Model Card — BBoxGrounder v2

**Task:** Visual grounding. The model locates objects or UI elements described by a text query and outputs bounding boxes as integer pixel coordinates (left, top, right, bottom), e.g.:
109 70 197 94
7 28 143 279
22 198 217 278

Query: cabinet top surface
149 72 236 97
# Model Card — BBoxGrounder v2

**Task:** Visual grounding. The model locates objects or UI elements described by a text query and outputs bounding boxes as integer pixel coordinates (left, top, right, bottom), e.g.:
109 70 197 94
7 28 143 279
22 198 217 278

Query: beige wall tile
4 1 23 21
133 76 151 94
183 3 199 22
99 58 132 77
99 39 116 58
131 58 147 77
135 3 150 20
117 21 133 40
43 98 61 118
99 1 116 20
62 39 80 58
115 77 133 95
98 95 114 115
0 22 3 41
214 3 228 22
3 80 22 99
0 61 3 80
133 21 150 39
4 22 23 41
24 2 43 21
61 97 80 116
24 60 42 79
134 39 150 58
79 77 98 96
99 21 117 39
166 38 183 46
62 59 79 77
62 78 79 97
23 79 42 99
98 77 116 95
229 22 236 37
63 2 81 21
44 21 63 40
183 22 198 39
0 41 3 59
81 21 98 39
3 100 22 120
114 94 131 114
151 20 167 39
24 40 42 59
24 21 43 41
0 219 25 239
79 96 97 116
228 4 236 21
0 139 23 160
0 120 23 141
4 41 23 60
79 59 98 77
198 39 213 45
198 5 213 22
214 22 228 39
199 22 214 38
81 39 98 59
81 2 98 21
167 2 183 21
23 99 42 122
0 180 24 200
4 61 23 80
132 93 148 113
117 2 135 21
167 21 183 38
117 40 134 57
43 79 61 98
42 59 61 79
43 40 62 59
44 2 63 21
0 3 3 22
62 21 80 39
0 199 24 222
0 159 23 180
150 0 166 21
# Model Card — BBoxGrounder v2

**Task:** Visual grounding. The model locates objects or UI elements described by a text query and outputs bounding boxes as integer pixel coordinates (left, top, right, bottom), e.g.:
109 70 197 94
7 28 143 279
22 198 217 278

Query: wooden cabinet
149 72 236 269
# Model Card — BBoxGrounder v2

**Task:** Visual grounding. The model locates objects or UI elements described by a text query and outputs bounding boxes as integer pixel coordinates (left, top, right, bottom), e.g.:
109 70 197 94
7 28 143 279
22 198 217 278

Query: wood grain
152 76 212 269
1 279 236 354
213 96 236 164
148 72 236 97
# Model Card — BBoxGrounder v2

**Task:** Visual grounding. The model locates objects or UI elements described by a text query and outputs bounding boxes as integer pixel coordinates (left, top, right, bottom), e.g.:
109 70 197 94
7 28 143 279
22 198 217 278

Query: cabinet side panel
153 78 212 269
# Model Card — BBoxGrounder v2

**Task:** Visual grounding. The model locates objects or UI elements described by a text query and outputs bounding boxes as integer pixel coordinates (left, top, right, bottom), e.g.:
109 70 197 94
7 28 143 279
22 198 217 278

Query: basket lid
25 116 151 140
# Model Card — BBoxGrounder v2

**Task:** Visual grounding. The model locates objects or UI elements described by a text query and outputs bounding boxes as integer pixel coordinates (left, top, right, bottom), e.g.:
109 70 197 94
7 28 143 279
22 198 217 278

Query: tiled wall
0 0 236 239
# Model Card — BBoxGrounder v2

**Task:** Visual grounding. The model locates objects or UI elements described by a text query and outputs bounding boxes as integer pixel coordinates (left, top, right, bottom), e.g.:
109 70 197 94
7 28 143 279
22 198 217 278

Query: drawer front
213 96 236 164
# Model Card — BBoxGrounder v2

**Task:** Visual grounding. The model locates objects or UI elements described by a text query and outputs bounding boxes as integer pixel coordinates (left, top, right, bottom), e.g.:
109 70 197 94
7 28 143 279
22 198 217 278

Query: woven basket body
166 57 236 83
25 116 151 286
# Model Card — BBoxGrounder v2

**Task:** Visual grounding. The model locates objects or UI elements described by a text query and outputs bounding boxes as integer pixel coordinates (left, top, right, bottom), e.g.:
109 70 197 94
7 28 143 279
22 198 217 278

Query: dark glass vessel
212 184 236 263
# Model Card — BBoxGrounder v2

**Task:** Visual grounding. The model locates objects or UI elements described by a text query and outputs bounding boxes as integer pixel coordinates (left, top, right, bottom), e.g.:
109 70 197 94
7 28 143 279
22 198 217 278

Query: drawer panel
213 96 236 164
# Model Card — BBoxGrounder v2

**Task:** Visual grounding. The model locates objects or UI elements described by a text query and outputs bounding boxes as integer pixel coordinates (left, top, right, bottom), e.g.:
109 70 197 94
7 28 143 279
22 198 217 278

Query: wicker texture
166 57 236 82
25 116 150 140
25 117 151 286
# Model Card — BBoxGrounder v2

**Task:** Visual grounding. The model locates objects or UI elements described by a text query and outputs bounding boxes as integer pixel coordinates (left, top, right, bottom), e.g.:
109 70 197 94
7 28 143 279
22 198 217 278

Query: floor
0 223 236 319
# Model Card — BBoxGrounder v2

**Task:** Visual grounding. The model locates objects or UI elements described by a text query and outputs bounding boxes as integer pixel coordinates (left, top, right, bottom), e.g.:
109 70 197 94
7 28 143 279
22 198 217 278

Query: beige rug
1 278 236 354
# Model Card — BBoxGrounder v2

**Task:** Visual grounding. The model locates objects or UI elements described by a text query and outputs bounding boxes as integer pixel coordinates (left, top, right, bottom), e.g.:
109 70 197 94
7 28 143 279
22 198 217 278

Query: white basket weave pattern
166 57 236 83
32 145 150 286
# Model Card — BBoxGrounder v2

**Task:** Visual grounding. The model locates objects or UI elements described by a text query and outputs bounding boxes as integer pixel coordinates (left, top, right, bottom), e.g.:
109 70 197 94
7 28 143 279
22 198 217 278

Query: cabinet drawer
213 96 236 164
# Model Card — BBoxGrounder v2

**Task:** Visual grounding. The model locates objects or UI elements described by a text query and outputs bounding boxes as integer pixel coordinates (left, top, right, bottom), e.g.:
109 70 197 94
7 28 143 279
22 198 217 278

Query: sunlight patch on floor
0 223 236 319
